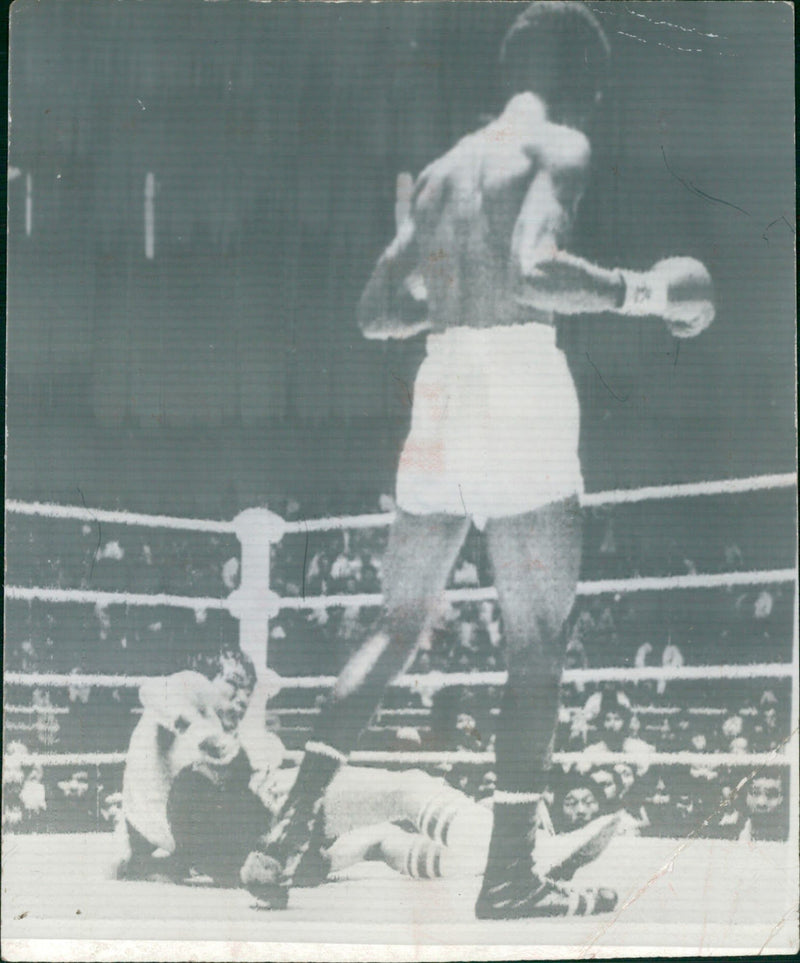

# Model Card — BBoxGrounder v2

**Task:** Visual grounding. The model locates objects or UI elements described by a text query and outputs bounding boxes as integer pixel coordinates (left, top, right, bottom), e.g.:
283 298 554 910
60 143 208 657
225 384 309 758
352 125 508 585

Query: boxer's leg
242 510 470 906
486 498 582 794
321 766 492 878
476 497 616 917
317 510 471 748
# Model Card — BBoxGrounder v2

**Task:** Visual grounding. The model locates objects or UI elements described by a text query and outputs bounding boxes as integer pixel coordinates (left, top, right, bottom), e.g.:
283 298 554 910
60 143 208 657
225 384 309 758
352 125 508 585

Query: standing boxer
243 1 714 916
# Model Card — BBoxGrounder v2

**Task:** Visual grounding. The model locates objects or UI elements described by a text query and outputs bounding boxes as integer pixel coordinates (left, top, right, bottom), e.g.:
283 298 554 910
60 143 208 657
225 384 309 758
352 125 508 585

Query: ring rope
288 749 791 769
280 705 681 718
6 476 796 782
5 661 793 691
5 705 71 715
0 703 737 718
578 472 796 508
284 512 393 536
18 748 791 770
281 473 796 534
4 500 235 533
7 472 796 537
275 663 796 689
4 585 228 611
4 567 795 613
276 569 796 613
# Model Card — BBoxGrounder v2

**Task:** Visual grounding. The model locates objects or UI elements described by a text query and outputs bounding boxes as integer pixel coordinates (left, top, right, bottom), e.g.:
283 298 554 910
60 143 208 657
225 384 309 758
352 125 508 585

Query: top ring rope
5 660 793 691
280 472 796 535
5 500 235 534
7 472 795 536
578 471 796 508
15 748 792 770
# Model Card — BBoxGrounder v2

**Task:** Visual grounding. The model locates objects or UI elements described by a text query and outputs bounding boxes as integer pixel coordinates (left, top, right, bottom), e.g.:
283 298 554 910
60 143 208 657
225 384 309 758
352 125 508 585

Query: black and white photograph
3 1 797 959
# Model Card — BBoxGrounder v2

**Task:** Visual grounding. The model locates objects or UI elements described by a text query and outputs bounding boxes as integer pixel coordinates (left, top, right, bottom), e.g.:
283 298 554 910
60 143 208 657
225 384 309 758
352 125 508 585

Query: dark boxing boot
241 741 345 908
475 791 618 919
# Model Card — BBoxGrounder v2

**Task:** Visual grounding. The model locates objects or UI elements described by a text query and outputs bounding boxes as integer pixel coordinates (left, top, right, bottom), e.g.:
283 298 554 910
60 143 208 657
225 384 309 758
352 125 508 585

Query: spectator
753 590 774 621
330 541 363 592
598 515 617 562
657 640 684 696
721 712 743 741
553 773 602 833
662 769 713 836
721 712 750 755
30 687 61 747
564 634 588 694
641 777 672 836
68 669 92 706
3 742 47 831
750 689 782 752
101 790 124 829
685 727 719 783
221 556 240 590
612 761 649 829
394 727 422 751
52 769 99 833
476 769 497 803
723 543 744 571
739 770 786 842
714 782 746 839
570 609 597 657
594 604 619 652
588 768 623 811
581 689 655 775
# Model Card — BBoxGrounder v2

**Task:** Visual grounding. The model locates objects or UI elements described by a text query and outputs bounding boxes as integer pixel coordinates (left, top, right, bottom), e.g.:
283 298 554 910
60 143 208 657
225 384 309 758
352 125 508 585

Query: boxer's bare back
359 92 628 340
360 90 712 344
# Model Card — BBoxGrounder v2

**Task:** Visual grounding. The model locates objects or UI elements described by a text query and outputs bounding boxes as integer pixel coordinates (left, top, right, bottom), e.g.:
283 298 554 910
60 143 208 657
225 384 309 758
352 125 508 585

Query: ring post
227 508 285 679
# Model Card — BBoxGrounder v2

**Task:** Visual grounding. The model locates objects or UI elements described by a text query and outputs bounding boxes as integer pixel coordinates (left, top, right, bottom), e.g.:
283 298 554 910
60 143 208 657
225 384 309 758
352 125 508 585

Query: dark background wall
6 0 795 518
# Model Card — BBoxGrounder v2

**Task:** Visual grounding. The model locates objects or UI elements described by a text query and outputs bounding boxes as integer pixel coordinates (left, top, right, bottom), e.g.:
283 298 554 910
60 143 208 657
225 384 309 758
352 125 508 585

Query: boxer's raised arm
138 671 209 732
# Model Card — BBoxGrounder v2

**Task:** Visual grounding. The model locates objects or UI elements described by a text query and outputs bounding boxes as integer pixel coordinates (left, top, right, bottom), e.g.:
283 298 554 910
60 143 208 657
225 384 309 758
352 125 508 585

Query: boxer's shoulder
530 122 590 180
416 132 480 192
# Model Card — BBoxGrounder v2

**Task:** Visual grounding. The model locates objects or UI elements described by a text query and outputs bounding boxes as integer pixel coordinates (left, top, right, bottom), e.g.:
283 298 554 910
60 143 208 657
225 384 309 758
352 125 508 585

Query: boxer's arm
513 171 715 335
357 219 431 340
511 170 626 315
139 676 180 729
138 671 209 732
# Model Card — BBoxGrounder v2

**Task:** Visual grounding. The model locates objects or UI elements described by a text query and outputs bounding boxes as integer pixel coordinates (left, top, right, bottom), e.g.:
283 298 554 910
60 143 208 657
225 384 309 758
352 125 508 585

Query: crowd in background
7 501 791 679
4 497 793 842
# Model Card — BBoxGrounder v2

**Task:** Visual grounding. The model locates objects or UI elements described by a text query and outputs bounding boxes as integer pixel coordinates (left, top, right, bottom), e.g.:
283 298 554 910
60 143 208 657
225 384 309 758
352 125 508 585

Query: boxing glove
618 257 715 338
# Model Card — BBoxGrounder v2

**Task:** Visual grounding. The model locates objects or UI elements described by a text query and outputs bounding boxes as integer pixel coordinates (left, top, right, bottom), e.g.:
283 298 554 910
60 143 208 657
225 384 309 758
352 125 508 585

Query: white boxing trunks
395 323 583 528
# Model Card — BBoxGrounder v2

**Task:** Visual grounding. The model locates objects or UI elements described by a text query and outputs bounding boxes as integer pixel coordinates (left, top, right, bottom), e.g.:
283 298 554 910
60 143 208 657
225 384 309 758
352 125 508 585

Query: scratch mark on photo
661 146 750 217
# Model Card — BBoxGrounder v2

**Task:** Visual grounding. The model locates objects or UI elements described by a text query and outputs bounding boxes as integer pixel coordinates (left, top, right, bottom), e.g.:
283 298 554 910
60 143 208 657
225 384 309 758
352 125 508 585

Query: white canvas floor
2 831 797 958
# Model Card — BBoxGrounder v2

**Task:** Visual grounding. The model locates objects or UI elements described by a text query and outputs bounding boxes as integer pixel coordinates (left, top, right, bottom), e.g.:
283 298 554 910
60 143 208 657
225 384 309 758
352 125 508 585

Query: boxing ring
3 472 799 955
